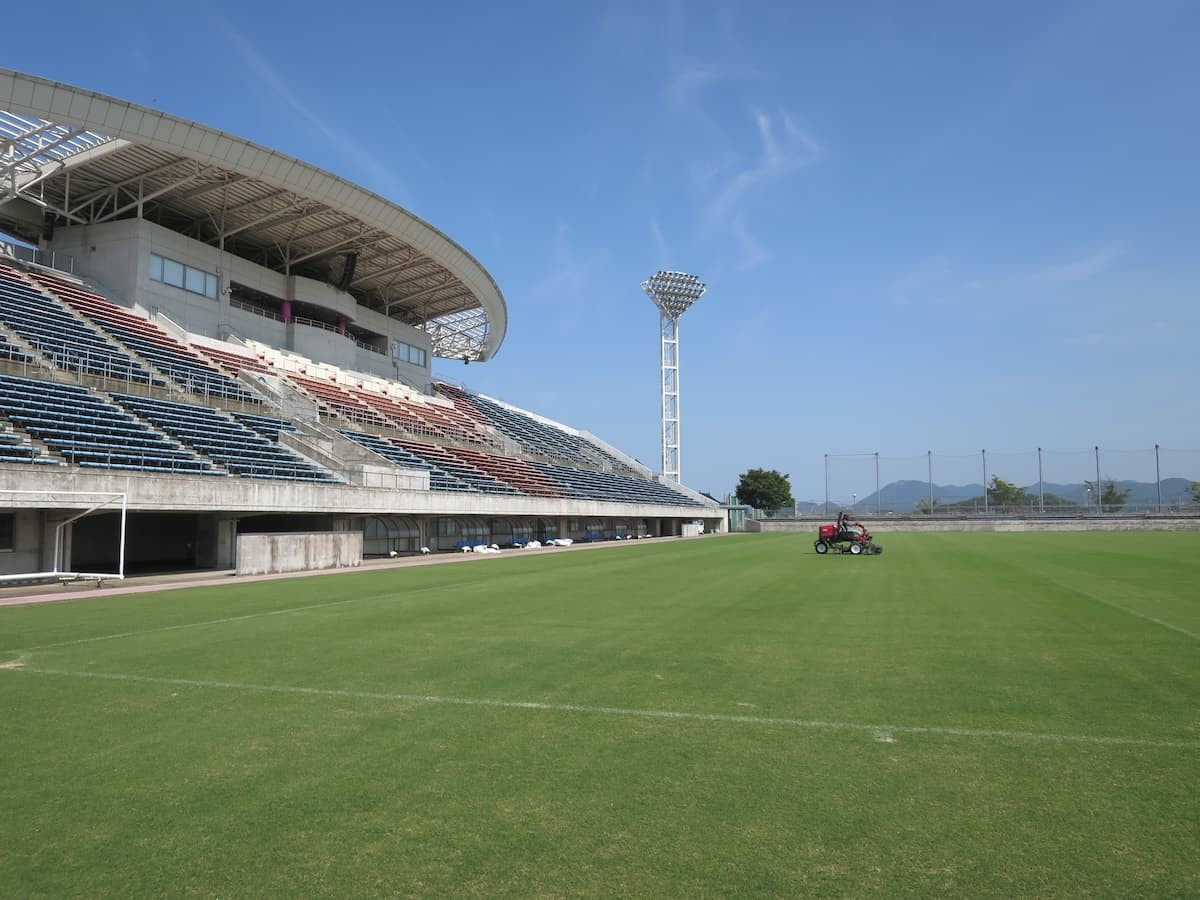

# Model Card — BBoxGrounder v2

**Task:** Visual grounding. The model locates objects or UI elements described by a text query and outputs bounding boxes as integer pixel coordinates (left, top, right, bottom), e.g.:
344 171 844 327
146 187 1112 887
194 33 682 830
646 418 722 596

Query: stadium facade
0 69 720 578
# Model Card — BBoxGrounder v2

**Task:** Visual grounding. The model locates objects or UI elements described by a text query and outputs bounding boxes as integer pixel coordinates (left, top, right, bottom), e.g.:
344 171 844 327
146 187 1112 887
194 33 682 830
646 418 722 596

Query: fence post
823 453 829 517
927 450 933 514
1038 446 1044 513
875 451 880 515
1155 444 1161 512
982 449 988 514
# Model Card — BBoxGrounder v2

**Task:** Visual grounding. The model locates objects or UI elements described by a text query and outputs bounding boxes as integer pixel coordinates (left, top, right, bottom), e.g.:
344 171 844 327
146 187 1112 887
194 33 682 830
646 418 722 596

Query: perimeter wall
746 517 1200 533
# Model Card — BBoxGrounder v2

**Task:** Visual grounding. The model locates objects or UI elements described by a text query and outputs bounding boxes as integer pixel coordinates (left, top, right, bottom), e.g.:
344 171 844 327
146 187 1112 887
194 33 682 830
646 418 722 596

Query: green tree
986 476 1033 507
1084 480 1130 511
915 498 937 515
1191 482 1200 504
735 468 794 512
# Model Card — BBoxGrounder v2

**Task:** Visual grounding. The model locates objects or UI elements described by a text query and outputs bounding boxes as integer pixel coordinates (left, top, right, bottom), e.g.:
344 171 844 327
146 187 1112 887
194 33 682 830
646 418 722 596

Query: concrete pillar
197 515 240 570
281 299 293 324
39 511 70 572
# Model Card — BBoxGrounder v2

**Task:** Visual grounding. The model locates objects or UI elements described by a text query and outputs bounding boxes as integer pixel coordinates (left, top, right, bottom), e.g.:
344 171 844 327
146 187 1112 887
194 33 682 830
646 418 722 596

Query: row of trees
732 470 1200 514
916 476 1131 513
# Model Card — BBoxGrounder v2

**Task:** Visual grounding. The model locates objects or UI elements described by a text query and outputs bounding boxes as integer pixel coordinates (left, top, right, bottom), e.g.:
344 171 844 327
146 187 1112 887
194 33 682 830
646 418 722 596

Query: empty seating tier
391 439 524 495
113 393 338 483
355 385 500 448
532 460 706 507
0 267 161 386
0 428 58 465
290 373 391 429
233 412 299 441
438 444 567 497
338 429 474 492
29 271 260 405
191 343 276 379
0 374 215 473
0 333 31 363
449 388 629 471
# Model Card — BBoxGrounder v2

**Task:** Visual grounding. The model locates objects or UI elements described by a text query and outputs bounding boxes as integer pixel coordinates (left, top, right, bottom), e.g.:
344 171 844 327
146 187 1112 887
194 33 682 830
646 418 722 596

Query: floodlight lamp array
641 270 706 320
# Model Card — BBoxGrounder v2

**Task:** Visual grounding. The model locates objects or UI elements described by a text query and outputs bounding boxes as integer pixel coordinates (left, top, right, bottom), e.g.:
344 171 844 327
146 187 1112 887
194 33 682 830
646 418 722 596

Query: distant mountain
849 477 1194 513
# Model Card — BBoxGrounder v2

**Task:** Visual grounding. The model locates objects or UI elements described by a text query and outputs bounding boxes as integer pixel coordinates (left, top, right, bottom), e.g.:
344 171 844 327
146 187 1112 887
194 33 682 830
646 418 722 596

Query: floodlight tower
641 270 706 483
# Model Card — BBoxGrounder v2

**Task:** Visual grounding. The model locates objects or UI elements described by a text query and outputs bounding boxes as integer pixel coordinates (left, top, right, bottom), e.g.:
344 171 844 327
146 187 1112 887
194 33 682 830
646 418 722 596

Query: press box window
392 340 427 368
150 253 219 299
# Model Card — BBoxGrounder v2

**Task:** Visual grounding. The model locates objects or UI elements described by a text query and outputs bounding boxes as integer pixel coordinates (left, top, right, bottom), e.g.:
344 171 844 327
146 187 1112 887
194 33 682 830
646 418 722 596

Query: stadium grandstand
0 69 719 579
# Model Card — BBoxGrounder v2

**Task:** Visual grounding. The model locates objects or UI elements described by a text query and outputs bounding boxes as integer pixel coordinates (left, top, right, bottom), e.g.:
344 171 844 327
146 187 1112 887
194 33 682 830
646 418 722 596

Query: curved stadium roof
0 69 507 361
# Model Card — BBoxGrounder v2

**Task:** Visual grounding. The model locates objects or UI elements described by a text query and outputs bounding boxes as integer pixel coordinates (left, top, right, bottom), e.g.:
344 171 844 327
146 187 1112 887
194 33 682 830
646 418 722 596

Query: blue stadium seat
112 393 339 483
0 374 215 473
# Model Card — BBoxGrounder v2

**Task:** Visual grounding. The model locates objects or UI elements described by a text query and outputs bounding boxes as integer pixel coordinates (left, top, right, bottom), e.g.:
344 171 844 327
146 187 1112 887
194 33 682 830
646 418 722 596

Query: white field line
2 581 472 657
8 666 1198 751
1074 592 1198 641
3 598 362 655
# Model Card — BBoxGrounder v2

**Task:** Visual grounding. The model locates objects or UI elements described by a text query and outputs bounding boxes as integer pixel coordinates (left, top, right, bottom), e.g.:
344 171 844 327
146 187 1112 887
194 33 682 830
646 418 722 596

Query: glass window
0 513 13 551
409 346 426 366
163 258 184 288
148 253 218 299
184 265 206 295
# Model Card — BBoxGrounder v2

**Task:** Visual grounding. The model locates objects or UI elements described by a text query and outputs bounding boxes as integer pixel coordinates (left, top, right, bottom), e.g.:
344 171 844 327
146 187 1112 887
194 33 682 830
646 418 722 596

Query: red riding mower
814 512 883 555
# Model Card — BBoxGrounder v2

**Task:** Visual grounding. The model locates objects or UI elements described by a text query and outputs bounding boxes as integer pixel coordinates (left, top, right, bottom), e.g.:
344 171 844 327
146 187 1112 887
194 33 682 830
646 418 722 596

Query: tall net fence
819 447 1200 515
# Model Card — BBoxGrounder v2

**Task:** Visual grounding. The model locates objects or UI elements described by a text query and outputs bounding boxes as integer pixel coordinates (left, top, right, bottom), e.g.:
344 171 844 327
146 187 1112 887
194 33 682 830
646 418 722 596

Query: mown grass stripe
11 665 1198 751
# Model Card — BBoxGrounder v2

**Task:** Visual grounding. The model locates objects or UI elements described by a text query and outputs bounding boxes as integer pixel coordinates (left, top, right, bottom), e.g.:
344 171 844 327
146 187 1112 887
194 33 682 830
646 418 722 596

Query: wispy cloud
525 223 612 322
664 60 761 112
887 252 957 306
649 217 673 266
731 214 768 269
1065 319 1171 349
1030 244 1125 286
887 244 1128 309
703 108 821 225
215 20 412 204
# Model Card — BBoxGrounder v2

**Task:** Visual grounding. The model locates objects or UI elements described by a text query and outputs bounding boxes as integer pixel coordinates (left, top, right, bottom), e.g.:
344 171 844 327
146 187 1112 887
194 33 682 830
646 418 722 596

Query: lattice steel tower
641 271 706 483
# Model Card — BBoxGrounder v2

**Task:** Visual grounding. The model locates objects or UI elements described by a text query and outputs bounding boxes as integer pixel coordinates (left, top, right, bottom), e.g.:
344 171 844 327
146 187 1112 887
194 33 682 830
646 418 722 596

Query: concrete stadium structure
0 70 720 579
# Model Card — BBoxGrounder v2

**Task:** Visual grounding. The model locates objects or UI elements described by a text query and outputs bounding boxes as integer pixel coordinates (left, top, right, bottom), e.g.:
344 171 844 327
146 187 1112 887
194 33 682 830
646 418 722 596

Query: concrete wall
50 219 237 336
291 321 357 370
0 509 45 575
0 463 714 521
236 531 362 575
47 219 433 385
223 305 286 347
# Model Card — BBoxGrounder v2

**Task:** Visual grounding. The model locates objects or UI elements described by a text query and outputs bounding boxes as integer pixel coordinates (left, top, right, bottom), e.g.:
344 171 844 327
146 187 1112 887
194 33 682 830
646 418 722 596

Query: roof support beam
353 253 421 287
220 203 328 239
217 187 293 217
93 165 207 223
385 277 450 311
66 157 195 214
285 235 362 266
284 226 392 265
1 126 88 167
175 174 249 202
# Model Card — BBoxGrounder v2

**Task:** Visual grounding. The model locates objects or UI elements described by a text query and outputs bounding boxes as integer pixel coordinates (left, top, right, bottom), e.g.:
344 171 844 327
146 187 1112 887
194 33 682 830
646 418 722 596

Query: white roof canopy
0 70 507 361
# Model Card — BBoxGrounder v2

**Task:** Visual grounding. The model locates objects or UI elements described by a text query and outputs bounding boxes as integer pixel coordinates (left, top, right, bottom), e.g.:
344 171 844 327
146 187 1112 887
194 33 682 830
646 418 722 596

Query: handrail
229 299 282 322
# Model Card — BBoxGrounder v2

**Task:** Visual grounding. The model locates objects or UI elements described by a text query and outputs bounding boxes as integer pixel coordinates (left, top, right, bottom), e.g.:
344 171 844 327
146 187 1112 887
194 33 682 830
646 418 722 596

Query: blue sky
6 0 1198 499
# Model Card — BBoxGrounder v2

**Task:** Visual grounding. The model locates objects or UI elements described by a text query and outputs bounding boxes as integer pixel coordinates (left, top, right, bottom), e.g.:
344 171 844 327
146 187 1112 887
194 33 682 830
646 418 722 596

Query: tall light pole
642 271 706 483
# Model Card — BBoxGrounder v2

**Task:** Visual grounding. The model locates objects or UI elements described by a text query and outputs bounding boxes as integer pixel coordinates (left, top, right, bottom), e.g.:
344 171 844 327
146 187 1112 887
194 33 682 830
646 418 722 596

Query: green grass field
1 532 1197 898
